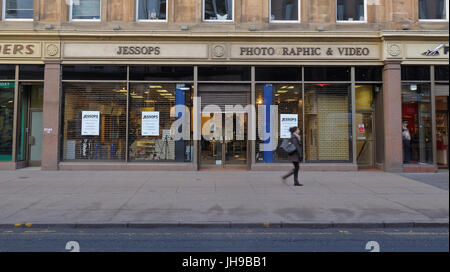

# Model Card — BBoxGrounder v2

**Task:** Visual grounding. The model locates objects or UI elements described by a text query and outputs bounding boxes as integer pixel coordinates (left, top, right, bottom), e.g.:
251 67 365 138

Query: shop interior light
156 89 168 93
144 100 155 103
149 85 163 88
274 93 280 96
287 86 295 89
257 99 263 104
277 90 288 93
8 100 13 103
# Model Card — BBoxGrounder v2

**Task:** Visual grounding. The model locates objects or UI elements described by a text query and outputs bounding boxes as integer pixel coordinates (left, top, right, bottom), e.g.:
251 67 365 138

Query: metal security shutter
199 84 250 113
62 82 127 161
435 84 449 97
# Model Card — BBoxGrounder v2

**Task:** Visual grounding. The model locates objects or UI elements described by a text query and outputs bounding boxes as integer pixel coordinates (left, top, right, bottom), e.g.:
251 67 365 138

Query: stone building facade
0 0 448 172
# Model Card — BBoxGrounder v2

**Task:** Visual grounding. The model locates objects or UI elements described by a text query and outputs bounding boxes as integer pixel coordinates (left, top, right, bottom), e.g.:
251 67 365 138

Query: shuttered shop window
62 83 127 161
128 83 193 162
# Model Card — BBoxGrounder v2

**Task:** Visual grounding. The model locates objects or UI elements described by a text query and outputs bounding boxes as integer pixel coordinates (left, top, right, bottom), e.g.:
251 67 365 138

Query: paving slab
0 170 448 227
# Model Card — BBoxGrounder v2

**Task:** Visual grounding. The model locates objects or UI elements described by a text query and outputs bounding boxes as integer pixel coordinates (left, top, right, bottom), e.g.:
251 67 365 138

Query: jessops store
0 38 448 172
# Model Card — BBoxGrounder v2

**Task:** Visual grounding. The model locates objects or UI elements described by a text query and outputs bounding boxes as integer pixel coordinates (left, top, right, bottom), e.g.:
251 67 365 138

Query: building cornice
0 30 447 41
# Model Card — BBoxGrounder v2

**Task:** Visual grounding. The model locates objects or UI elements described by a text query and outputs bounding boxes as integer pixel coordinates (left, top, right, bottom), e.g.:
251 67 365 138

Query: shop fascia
62 42 380 60
238 46 371 57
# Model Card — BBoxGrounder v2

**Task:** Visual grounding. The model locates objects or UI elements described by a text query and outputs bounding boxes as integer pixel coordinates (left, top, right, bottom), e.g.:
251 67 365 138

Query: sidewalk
0 169 448 228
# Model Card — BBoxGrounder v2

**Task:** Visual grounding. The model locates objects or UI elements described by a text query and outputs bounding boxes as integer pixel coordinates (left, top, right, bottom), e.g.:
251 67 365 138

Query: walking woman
282 126 303 186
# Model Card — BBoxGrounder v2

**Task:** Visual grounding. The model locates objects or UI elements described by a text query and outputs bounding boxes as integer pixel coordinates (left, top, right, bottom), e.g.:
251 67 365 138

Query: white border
69 0 101 21
202 0 234 22
136 0 168 22
2 0 34 21
269 0 301 23
336 0 367 23
418 0 449 22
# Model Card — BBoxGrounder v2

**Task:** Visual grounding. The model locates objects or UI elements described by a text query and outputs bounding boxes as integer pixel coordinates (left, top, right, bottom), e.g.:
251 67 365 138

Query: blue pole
263 84 273 163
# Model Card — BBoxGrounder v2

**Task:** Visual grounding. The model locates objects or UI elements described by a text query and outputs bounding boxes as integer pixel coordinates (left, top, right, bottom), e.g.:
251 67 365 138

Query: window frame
136 0 168 22
69 0 101 22
269 0 301 23
2 0 34 21
335 0 368 24
202 0 235 22
418 0 449 22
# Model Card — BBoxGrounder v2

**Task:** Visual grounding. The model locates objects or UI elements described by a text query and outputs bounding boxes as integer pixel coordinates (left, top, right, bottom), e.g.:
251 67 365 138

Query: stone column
41 60 61 170
383 60 403 172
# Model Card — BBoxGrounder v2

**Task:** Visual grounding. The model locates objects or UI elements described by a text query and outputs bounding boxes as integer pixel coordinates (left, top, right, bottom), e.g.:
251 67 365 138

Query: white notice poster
280 114 298 139
81 111 100 136
142 111 160 136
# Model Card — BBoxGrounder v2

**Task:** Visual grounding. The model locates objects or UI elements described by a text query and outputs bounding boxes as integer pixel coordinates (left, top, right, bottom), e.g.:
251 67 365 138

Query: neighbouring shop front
0 64 45 169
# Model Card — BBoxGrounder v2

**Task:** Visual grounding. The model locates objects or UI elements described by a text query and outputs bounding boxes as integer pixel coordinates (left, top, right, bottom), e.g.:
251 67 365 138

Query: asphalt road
0 227 448 252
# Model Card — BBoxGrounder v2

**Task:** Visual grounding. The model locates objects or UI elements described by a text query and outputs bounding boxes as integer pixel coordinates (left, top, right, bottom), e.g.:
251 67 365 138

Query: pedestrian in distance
281 126 303 186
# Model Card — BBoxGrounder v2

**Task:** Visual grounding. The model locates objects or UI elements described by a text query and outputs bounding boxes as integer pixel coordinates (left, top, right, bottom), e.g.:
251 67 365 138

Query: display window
0 83 14 161
62 83 127 161
255 84 303 163
435 95 448 167
401 83 433 164
128 83 193 162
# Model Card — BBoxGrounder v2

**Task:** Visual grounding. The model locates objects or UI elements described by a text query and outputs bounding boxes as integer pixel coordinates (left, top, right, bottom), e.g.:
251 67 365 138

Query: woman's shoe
294 182 303 186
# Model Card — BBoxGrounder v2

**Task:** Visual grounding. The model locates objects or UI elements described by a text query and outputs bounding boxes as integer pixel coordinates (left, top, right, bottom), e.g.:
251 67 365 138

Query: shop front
0 40 59 170
1 38 447 172
392 42 449 172
55 41 387 171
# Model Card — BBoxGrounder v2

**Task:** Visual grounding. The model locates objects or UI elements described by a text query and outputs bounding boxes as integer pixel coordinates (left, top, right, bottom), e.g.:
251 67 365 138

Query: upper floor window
69 0 101 21
336 0 367 22
270 0 300 22
203 0 233 21
137 0 167 21
2 0 33 20
419 0 448 21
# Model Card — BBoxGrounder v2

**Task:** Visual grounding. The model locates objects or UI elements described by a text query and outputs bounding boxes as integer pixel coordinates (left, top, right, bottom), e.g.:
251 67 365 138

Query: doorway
199 84 250 169
356 111 375 169
17 84 44 167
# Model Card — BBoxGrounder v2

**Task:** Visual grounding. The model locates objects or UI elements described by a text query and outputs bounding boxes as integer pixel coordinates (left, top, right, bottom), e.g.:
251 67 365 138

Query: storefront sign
62 42 381 60
359 124 365 133
405 43 449 59
280 114 298 139
231 44 380 59
142 111 160 136
63 43 208 59
0 43 41 58
81 111 100 136
422 44 449 56
0 82 15 88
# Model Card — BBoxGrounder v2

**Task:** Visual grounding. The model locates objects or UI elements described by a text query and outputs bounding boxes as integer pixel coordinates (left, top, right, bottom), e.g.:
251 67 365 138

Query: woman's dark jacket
288 133 303 162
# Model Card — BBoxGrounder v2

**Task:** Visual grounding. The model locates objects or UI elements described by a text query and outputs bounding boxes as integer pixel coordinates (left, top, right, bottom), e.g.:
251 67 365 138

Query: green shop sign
0 82 15 88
